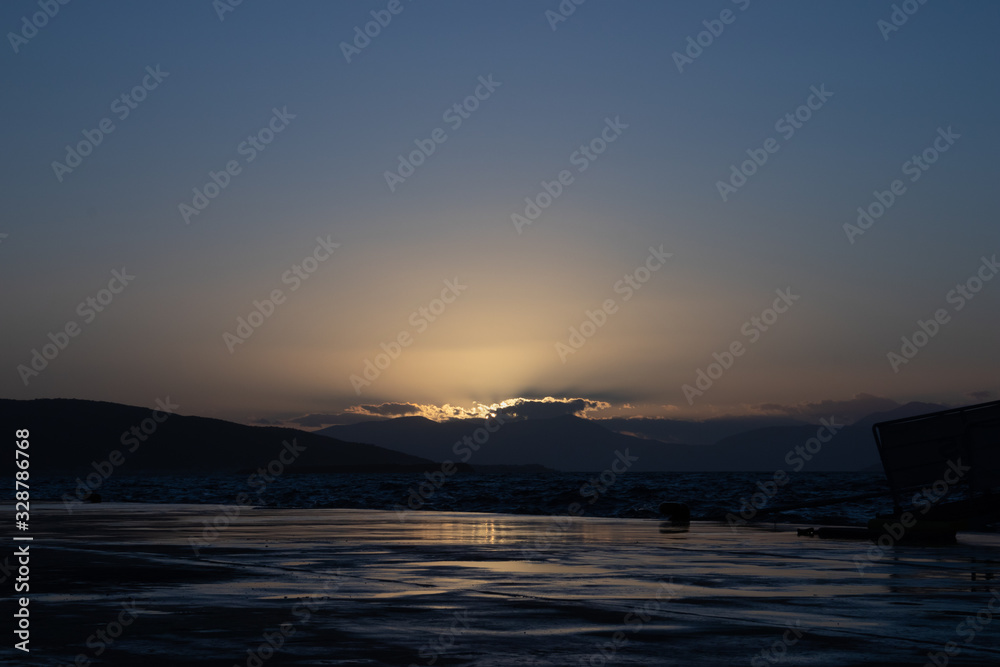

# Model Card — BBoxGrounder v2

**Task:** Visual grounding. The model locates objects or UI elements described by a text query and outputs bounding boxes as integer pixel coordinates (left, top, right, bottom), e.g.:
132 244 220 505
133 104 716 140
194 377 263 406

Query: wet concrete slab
8 503 1000 666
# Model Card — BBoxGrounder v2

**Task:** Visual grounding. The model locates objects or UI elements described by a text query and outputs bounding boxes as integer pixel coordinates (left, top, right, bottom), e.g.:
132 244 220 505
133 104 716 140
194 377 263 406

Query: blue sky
2 0 998 424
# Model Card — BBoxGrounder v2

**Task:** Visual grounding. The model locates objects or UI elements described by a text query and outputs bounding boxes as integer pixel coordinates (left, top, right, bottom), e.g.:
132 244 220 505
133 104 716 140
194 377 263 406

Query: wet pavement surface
7 503 1000 665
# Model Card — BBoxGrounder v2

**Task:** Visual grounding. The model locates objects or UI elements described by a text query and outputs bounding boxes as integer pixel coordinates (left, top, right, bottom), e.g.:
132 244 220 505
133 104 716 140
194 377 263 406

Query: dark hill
321 414 681 471
598 415 810 445
2 398 439 475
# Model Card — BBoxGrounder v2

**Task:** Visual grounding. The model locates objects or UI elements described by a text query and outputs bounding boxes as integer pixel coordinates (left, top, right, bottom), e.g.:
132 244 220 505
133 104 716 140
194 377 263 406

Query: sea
32 471 903 526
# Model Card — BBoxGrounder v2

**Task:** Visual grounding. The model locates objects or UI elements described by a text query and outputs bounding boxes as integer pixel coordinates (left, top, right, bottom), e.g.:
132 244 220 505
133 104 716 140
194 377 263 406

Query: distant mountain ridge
1 398 950 475
597 415 811 445
320 414 659 471
318 402 949 472
1 398 438 475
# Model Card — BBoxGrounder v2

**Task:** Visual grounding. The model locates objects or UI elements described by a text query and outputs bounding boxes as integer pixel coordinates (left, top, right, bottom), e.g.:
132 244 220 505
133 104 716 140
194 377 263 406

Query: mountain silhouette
319 402 948 472
2 398 438 474
597 415 810 445
320 414 670 471
5 398 947 475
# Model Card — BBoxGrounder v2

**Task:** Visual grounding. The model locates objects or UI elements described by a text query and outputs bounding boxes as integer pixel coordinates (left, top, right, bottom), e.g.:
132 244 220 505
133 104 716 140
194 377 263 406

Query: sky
2 0 998 426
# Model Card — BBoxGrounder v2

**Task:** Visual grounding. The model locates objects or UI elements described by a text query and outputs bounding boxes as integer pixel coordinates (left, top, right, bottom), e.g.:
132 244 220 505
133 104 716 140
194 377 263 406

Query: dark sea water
34 471 899 526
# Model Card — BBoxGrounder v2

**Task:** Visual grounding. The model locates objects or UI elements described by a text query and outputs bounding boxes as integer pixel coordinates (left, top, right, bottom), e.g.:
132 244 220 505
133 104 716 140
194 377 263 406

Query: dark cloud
289 413 378 427
355 402 422 416
753 393 900 423
496 397 610 420
967 390 995 401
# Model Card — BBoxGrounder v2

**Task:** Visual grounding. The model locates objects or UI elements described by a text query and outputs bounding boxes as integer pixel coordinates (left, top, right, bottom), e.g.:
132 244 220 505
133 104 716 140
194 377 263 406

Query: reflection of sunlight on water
475 519 503 545
464 519 512 544
407 515 686 548
414 519 517 545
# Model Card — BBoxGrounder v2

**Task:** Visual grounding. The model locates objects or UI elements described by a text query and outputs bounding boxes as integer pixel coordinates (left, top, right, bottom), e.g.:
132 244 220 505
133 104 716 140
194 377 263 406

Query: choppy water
33 471 898 526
